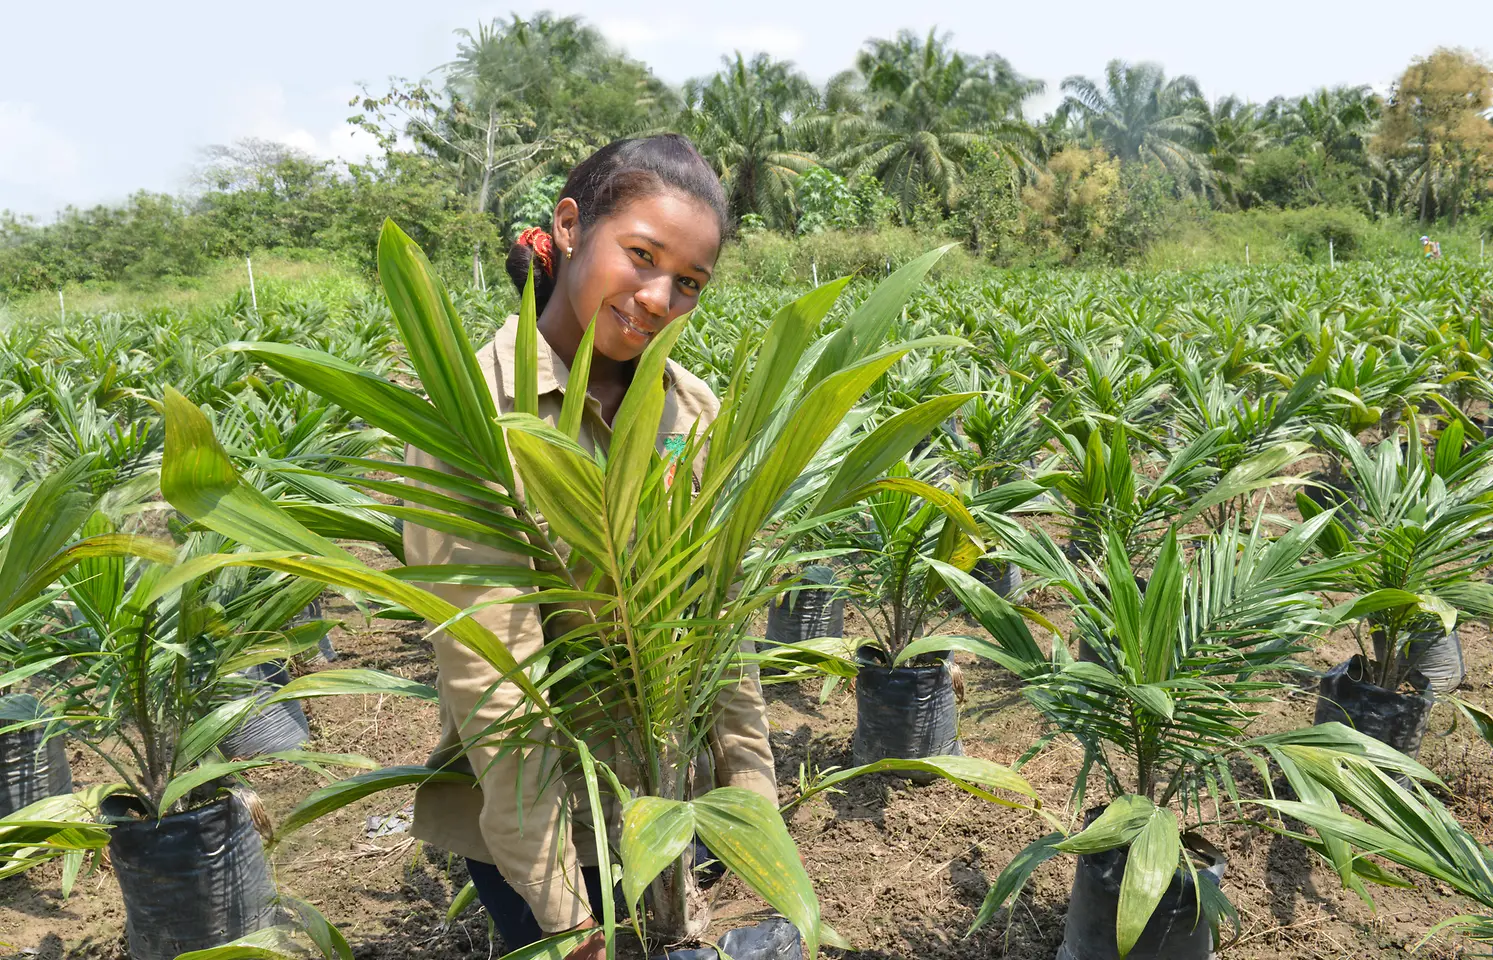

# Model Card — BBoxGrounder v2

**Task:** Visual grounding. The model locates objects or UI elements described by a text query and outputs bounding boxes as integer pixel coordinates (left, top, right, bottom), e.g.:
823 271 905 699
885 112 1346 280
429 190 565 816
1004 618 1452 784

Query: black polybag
104 792 279 960
216 662 311 759
851 648 961 773
765 566 845 645
0 695 72 817
1314 654 1433 758
1373 626 1463 695
1057 820 1225 960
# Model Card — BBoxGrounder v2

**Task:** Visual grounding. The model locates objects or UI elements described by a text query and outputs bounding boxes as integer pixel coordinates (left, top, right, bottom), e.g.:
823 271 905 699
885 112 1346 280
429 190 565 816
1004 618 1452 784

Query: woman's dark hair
505 134 728 311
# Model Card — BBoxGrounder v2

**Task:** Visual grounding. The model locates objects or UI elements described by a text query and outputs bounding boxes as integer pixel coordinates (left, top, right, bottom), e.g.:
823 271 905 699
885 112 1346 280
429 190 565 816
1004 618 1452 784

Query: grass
1142 208 1493 270
0 251 369 319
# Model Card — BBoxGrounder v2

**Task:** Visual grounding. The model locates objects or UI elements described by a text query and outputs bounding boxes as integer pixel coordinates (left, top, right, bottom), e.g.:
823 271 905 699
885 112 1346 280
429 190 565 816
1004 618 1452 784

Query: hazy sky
3 0 1490 220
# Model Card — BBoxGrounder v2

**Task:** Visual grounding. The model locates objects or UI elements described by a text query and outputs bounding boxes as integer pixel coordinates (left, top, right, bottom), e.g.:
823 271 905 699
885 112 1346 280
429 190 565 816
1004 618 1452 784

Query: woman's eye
678 277 700 293
631 247 654 264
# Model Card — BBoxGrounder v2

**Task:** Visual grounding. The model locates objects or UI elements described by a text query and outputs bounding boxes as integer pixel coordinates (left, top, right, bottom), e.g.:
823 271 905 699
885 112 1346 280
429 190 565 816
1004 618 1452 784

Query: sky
2 0 1491 220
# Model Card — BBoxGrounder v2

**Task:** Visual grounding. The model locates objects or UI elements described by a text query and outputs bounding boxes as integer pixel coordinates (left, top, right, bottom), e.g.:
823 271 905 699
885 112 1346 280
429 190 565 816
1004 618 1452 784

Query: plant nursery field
4 254 1493 960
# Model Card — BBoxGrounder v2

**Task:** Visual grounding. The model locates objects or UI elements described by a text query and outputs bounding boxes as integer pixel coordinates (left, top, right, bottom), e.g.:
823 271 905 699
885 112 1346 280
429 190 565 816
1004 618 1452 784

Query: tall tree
1269 86 1380 164
680 54 818 229
821 29 1044 218
1059 61 1212 193
1373 48 1493 224
353 13 674 283
1206 96 1270 208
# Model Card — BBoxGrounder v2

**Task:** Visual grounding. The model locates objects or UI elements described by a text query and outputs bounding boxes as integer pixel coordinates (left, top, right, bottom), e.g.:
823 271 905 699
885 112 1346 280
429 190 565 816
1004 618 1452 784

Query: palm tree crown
1060 60 1212 191
681 53 819 229
823 29 1044 217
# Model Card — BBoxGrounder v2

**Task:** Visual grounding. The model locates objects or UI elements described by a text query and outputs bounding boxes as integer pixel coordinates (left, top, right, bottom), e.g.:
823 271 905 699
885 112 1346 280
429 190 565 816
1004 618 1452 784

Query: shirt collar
491 315 682 404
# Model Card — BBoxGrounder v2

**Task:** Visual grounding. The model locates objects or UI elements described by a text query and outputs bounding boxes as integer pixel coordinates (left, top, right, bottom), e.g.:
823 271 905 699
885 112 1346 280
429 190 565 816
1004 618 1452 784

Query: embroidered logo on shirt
663 435 688 491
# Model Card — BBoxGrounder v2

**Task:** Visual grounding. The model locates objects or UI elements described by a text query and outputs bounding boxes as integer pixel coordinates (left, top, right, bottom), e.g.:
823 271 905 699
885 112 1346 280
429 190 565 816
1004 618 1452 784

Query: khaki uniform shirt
404 317 777 933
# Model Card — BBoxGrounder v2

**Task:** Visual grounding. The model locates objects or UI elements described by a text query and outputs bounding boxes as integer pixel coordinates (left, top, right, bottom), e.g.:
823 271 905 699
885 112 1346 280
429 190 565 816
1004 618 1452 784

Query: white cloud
597 17 684 53
599 18 805 64
225 83 381 165
711 25 806 60
0 102 82 192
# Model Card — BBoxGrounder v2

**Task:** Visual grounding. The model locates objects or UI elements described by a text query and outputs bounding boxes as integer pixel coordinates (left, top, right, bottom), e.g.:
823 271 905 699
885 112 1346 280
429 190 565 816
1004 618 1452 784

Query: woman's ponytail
506 226 559 312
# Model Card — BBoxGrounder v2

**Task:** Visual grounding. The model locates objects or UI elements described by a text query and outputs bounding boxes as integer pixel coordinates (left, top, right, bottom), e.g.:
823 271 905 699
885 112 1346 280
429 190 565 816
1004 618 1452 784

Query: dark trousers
465 857 607 950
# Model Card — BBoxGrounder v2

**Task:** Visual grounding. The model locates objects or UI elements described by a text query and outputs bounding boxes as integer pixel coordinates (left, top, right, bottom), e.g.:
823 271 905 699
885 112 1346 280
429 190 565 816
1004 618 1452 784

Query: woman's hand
561 918 607 960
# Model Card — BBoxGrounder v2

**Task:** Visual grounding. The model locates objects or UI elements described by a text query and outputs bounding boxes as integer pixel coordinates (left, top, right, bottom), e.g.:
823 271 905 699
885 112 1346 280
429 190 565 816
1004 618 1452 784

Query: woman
403 135 784 959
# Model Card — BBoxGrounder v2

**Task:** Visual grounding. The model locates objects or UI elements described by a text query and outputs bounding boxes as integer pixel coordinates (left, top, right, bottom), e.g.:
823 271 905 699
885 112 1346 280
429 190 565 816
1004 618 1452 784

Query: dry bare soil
5 586 1493 960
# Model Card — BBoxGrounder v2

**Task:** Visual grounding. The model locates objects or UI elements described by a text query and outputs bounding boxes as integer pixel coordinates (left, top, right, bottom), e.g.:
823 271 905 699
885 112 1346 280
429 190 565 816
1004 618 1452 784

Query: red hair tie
517 227 556 277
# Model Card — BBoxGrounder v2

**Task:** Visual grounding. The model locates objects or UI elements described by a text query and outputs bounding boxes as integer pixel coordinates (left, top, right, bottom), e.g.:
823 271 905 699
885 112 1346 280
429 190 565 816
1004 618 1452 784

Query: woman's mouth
611 305 655 341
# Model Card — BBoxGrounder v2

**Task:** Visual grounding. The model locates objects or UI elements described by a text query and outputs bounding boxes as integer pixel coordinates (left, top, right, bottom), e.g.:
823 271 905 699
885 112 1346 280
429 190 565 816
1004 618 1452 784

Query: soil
5 552 1493 959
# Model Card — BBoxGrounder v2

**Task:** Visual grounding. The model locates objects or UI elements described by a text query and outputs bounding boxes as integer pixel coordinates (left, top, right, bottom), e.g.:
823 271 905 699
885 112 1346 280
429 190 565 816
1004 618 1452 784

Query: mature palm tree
1268 86 1379 164
820 29 1044 218
1207 96 1271 208
679 53 819 229
1060 60 1212 192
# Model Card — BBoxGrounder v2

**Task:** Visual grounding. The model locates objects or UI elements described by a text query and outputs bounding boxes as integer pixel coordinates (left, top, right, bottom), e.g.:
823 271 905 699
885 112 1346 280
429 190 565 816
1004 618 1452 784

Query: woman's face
555 190 720 363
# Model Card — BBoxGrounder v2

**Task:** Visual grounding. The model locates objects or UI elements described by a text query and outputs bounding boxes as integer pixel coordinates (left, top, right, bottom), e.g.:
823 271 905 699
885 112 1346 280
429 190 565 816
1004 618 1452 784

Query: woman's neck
536 301 633 425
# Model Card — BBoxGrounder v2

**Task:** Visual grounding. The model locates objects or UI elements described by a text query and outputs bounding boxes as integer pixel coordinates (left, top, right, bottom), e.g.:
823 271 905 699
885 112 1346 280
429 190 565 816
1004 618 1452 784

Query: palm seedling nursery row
3 233 1493 960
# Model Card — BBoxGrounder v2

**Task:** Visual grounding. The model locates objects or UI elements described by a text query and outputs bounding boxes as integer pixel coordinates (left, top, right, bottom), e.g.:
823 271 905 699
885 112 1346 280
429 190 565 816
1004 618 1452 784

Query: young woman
402 135 783 960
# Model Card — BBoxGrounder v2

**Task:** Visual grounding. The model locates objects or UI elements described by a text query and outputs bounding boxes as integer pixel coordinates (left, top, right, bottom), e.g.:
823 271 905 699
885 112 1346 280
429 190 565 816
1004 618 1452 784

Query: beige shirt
404 317 777 933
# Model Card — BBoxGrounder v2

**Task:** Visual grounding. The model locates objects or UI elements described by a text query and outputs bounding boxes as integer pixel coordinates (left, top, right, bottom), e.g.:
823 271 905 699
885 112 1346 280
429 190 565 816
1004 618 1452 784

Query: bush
795 167 860 235
1019 146 1121 264
950 145 1022 260
1280 206 1370 261
1106 162 1191 264
718 226 976 285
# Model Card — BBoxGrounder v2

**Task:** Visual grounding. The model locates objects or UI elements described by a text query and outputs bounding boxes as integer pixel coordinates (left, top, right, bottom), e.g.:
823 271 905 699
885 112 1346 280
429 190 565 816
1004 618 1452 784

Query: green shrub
717 227 976 285
795 167 860 235
1279 206 1370 261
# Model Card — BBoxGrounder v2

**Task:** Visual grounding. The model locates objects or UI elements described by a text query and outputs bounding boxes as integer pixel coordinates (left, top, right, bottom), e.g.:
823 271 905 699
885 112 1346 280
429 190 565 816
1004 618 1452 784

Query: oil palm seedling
948 517 1437 959
1312 338 1443 439
778 463 1041 767
1040 340 1171 441
0 459 175 820
153 223 1041 957
1257 764 1493 956
1300 421 1493 757
1167 347 1328 528
1043 419 1304 564
943 369 1052 492
942 369 1055 595
0 459 432 958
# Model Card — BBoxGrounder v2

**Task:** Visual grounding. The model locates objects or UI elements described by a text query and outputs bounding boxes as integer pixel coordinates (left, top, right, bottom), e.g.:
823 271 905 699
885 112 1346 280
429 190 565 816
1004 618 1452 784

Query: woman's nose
635 275 671 318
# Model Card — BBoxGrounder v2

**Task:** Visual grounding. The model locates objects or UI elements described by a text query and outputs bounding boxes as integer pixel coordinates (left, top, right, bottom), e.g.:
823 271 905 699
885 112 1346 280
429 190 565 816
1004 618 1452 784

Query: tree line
3 14 1491 294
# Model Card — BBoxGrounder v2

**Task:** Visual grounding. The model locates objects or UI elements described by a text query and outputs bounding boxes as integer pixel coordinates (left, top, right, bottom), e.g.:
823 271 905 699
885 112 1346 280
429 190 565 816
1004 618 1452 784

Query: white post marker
812 260 818 287
58 290 64 324
1329 239 1334 269
1245 244 1250 267
247 256 258 313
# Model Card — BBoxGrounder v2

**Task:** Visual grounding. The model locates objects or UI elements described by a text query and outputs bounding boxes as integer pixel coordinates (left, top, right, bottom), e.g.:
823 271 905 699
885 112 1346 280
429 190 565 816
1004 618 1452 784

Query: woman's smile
610 304 656 343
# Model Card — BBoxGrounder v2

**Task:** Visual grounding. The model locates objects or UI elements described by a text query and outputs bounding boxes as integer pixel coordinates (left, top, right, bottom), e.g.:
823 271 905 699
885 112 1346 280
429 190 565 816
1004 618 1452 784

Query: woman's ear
552 198 581 263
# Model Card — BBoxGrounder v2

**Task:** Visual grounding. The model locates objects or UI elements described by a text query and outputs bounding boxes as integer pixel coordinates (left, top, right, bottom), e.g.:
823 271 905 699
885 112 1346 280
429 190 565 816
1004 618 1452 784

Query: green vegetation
2 225 1493 956
4 16 1491 298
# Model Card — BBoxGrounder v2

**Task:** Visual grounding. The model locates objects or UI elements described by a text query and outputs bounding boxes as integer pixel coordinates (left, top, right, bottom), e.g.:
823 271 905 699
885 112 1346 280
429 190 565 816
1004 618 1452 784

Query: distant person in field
402 135 789 960
1423 235 1442 260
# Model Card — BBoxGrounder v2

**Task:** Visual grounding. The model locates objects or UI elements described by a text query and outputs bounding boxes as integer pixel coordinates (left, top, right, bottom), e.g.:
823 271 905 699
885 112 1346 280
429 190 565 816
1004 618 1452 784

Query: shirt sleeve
404 443 592 934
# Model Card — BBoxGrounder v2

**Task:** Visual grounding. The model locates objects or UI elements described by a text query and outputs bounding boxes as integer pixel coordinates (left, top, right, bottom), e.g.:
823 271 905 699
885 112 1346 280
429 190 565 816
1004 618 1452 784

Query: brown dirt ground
5 518 1493 959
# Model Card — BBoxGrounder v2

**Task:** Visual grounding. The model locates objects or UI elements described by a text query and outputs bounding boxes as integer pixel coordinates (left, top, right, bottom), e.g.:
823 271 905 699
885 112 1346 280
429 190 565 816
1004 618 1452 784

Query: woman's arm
707 637 778 803
405 444 593 934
